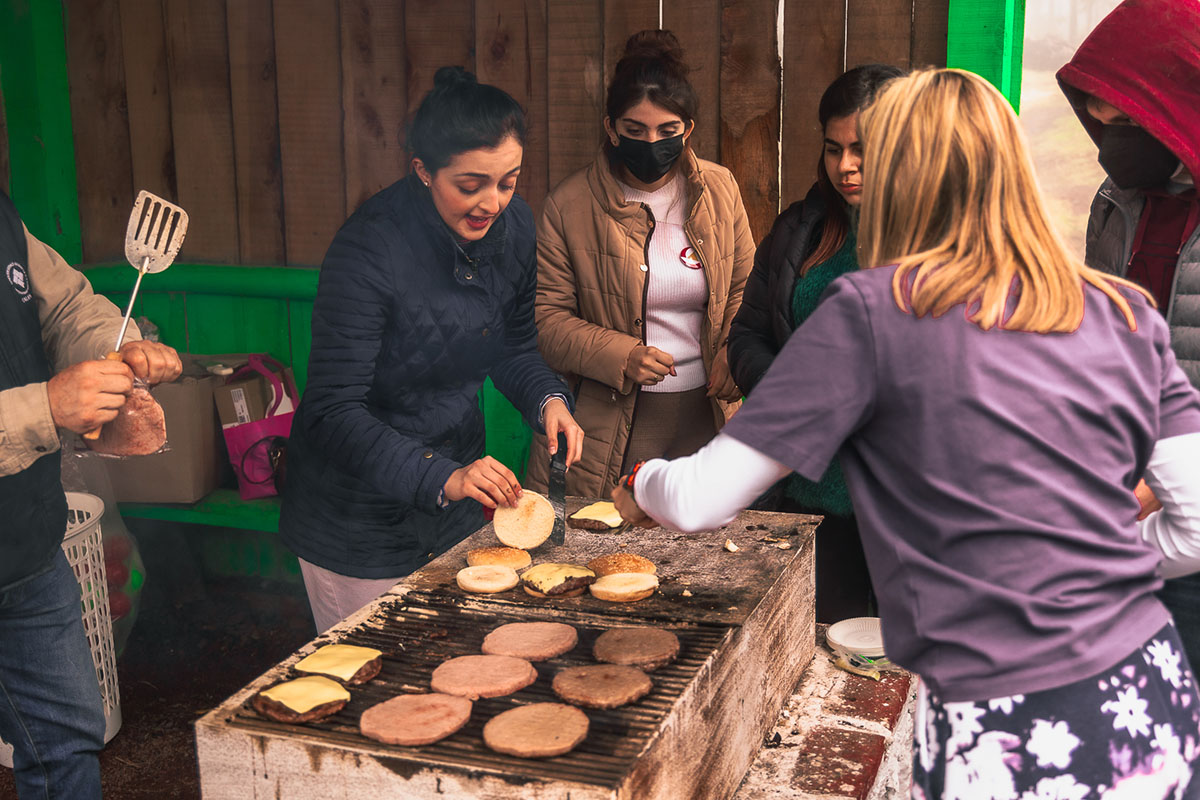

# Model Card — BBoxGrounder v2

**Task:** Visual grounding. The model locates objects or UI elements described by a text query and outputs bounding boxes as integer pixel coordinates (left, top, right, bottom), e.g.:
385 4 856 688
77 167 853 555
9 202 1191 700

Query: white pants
297 558 400 633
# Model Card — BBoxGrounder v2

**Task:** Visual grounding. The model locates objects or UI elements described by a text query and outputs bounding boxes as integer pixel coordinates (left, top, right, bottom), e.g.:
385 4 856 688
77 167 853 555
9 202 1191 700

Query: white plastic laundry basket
0 492 122 769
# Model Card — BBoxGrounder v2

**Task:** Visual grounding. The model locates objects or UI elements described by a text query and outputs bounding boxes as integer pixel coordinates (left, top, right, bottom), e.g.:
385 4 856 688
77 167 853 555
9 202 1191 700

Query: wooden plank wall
61 0 947 265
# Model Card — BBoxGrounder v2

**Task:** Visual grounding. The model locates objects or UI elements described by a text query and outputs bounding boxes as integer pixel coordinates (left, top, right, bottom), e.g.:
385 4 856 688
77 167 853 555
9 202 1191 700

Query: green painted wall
0 0 81 261
947 0 1026 111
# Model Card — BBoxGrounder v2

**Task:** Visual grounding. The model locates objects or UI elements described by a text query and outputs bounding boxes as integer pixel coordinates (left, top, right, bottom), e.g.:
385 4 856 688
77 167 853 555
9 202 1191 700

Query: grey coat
1084 179 1200 388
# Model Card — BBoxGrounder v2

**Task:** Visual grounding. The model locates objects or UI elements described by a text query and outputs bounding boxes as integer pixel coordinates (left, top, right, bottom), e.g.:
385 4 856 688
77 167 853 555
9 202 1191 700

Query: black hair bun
621 30 687 72
433 65 478 90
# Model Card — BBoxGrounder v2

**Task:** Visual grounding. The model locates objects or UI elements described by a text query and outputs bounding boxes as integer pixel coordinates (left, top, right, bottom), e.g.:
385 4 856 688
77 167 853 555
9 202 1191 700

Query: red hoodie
1058 0 1200 310
1056 0 1200 184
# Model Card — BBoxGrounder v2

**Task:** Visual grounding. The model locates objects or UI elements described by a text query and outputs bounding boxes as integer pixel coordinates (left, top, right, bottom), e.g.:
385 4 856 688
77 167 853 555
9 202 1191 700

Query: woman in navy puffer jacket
281 68 583 632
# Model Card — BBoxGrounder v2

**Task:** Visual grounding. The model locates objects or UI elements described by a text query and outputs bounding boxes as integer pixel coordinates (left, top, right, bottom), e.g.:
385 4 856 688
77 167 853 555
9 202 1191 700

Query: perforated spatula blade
114 190 189 350
82 191 188 441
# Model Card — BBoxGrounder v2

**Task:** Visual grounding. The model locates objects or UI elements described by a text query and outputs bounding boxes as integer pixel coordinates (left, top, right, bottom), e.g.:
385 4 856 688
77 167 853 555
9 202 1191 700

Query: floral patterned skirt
913 623 1200 800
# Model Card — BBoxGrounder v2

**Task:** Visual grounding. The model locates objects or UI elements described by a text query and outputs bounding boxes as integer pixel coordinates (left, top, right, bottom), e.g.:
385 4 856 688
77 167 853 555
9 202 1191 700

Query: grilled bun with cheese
520 563 596 598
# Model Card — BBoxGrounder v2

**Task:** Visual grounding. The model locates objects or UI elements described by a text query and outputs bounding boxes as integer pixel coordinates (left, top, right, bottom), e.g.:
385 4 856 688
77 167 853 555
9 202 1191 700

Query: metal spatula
113 190 189 351
83 190 188 440
548 432 568 546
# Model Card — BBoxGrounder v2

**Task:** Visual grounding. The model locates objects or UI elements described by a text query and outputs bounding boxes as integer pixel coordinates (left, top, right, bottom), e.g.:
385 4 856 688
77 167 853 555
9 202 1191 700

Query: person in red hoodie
1058 0 1200 686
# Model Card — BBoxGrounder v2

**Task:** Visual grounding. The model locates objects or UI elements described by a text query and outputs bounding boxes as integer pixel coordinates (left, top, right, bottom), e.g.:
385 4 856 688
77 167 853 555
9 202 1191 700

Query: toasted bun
467 546 532 570
589 573 659 602
456 565 519 594
493 492 555 549
587 553 656 577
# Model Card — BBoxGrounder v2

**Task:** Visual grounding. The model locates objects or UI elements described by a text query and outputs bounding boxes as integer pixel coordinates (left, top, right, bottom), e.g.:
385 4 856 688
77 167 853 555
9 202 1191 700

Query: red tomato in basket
109 590 132 621
105 560 130 588
103 535 134 562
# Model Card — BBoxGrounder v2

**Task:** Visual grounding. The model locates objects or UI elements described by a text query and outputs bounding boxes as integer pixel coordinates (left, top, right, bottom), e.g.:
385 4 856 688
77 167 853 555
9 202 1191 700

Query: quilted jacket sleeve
298 222 458 513
728 217 783 395
488 200 573 432
535 192 642 393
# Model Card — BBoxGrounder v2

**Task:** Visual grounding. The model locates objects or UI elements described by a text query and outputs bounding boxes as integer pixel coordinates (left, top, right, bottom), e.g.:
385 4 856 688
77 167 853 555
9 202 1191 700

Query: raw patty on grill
552 664 653 709
430 655 537 700
87 385 166 456
359 692 472 746
482 703 589 758
481 622 578 661
592 627 680 671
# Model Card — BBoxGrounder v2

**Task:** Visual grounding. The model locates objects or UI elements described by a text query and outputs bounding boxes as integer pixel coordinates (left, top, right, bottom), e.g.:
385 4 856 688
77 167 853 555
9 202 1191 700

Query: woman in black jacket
280 68 583 632
727 64 901 623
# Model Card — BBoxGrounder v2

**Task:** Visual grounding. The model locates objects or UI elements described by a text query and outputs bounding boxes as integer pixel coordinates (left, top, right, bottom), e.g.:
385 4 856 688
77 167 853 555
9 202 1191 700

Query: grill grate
229 592 735 789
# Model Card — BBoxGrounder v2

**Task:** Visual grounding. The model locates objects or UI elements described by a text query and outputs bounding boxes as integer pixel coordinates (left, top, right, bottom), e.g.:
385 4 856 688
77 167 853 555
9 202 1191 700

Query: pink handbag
221 355 297 500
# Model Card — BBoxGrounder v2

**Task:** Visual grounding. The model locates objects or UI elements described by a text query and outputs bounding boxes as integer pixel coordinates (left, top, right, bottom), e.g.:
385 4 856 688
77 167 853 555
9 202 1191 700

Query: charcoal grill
197 506 819 799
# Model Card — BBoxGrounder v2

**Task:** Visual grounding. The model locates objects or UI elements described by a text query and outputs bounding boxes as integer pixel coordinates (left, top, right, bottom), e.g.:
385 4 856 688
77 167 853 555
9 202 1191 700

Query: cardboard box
207 356 296 429
102 356 226 504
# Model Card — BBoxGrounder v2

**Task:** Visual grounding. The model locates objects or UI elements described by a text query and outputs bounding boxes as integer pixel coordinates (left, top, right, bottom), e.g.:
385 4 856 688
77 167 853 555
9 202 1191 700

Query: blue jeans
0 551 104 799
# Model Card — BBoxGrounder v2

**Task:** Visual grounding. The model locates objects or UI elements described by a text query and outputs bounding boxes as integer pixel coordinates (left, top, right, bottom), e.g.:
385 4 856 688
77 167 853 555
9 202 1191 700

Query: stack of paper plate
826 617 886 664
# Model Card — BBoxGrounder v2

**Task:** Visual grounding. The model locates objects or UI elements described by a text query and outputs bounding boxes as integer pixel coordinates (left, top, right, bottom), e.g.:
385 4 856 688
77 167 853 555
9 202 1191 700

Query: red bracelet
619 461 646 497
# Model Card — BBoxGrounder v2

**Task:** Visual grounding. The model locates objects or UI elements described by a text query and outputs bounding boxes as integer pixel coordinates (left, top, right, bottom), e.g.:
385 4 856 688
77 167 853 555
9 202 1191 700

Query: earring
423 181 430 187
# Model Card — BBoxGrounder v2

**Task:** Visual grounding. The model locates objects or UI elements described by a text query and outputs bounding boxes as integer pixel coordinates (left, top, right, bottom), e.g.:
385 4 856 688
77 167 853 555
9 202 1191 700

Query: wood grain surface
119 0 176 203
546 0 604 189
476 0 551 216
719 0 781 243
663 0 721 163
274 0 344 266
341 0 408 217
163 0 239 263
227 1 285 265
67 0 133 263
54 1 949 267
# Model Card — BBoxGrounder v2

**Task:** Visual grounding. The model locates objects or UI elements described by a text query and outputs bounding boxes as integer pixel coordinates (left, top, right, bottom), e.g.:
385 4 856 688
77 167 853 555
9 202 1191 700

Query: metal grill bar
229 593 734 788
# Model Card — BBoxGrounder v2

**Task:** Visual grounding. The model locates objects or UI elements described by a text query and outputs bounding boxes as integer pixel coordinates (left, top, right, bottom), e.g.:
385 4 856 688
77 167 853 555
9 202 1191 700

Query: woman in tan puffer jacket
526 30 755 498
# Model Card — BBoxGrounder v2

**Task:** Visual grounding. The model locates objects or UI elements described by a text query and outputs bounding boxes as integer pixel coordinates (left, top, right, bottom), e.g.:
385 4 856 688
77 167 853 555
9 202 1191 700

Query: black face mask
616 134 685 184
1097 125 1179 190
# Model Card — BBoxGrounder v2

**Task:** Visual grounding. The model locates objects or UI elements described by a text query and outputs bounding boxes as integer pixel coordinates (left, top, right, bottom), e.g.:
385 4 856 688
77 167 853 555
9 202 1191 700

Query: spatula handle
81 351 125 440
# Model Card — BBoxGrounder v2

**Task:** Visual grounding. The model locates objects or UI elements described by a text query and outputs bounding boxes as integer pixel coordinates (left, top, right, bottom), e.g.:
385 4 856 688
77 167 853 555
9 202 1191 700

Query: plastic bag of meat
85 381 168 456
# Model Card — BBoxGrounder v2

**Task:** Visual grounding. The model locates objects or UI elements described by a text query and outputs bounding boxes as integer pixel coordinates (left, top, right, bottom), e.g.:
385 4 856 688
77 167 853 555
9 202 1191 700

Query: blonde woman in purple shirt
614 69 1200 799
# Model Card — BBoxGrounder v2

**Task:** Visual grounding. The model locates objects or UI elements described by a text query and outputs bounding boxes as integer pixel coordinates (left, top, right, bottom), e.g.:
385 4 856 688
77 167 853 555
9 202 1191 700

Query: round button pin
679 246 702 269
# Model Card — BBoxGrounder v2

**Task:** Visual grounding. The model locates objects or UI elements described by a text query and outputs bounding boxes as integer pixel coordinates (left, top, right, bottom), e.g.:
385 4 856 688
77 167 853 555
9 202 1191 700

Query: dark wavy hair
603 30 698 166
407 66 527 173
802 63 905 275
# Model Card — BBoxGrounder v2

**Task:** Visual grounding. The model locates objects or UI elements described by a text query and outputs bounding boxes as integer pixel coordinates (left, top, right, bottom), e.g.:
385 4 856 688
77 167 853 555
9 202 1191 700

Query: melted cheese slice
569 501 624 528
294 644 382 682
521 562 595 593
260 676 350 713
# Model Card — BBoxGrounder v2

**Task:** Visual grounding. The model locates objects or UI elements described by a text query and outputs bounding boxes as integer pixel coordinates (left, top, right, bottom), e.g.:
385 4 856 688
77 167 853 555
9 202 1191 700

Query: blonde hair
857 68 1150 333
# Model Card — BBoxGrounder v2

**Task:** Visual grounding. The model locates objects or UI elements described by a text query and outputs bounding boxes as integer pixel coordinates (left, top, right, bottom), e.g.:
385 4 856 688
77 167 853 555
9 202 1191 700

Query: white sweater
621 175 708 392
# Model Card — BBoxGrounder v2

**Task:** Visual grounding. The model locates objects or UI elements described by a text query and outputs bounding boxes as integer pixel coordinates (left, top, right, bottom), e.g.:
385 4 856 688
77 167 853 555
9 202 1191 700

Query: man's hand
624 345 676 386
611 484 658 529
543 398 585 469
48 359 134 434
119 340 182 384
444 456 522 509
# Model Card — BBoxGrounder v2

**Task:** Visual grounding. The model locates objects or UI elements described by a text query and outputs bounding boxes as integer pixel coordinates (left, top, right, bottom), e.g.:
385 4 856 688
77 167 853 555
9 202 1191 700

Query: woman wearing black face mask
525 29 755 498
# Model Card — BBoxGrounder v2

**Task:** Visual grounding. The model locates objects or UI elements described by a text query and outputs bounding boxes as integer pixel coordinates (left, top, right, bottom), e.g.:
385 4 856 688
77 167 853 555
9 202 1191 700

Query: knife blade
548 432 567 546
